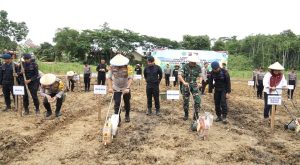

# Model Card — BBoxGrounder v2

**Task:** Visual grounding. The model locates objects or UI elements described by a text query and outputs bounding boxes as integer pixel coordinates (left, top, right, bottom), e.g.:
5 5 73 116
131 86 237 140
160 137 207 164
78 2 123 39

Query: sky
1 0 300 44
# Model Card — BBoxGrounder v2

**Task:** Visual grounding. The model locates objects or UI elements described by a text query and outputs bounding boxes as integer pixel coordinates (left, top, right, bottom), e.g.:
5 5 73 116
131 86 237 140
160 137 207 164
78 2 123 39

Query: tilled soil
0 80 299 165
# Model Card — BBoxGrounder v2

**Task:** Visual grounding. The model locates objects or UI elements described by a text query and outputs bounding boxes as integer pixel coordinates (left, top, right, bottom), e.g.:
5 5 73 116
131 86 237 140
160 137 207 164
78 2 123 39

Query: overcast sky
1 0 300 44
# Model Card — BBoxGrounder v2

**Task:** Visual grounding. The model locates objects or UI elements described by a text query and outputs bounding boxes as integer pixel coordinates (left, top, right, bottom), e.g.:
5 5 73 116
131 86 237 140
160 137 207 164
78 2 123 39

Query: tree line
1 10 299 70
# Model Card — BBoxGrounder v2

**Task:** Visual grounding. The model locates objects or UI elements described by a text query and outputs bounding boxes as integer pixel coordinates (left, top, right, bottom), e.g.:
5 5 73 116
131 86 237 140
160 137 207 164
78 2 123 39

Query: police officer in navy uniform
208 61 231 123
96 59 108 85
19 54 40 115
143 56 163 116
0 54 18 111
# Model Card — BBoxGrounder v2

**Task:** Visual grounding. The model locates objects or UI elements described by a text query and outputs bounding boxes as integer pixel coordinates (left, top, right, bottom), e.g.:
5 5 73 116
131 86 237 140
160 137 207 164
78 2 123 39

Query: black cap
147 56 154 62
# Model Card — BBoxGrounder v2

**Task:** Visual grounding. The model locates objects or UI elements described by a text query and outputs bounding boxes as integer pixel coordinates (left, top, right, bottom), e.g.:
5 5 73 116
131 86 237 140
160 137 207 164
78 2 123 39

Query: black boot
3 106 11 112
125 114 130 122
55 110 61 117
146 108 152 115
215 116 222 122
46 111 52 118
24 108 30 115
183 110 188 121
156 109 161 116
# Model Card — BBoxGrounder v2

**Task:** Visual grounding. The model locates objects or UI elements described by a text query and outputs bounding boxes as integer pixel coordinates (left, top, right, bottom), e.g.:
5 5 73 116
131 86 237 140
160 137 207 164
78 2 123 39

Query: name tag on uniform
13 86 25 95
94 85 107 95
170 77 175 82
248 81 255 86
167 90 180 100
268 95 282 105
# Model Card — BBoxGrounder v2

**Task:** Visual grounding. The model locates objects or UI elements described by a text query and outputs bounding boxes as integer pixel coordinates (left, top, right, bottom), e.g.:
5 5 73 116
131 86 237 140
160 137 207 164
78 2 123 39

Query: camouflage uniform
179 63 202 120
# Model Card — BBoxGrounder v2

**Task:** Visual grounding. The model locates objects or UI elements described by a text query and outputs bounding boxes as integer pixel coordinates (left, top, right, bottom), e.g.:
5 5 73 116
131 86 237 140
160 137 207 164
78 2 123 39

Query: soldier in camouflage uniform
178 56 202 121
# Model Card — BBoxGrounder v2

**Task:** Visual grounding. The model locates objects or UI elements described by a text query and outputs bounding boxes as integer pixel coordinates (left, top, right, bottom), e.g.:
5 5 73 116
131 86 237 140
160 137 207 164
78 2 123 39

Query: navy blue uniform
0 62 18 109
96 64 107 85
209 69 231 119
19 62 40 112
144 65 162 111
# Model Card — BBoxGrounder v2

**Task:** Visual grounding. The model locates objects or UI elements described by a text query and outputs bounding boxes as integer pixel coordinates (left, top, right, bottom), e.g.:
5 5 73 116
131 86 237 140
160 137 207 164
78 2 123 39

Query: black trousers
43 93 63 113
214 90 228 118
146 84 160 110
201 80 209 94
263 92 272 118
257 80 264 99
288 80 296 99
2 84 14 108
165 74 170 86
84 74 91 91
23 81 40 110
173 76 178 87
97 74 106 85
69 79 75 91
114 91 131 116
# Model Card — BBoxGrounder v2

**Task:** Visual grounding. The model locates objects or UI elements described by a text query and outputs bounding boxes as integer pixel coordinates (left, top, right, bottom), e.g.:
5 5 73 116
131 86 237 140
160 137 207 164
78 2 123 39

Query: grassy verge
37 62 97 75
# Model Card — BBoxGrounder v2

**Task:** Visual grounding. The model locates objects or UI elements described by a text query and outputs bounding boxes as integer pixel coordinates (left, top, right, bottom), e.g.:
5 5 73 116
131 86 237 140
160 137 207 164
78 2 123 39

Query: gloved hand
123 88 130 94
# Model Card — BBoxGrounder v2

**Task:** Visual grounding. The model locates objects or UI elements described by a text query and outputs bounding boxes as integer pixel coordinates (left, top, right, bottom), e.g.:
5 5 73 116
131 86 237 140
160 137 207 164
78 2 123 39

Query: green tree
0 10 29 51
212 39 225 51
181 35 210 50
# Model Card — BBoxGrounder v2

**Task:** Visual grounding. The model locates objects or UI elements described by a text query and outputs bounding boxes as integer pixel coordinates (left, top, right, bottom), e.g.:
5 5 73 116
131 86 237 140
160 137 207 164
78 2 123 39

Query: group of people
0 51 65 118
2 51 296 127
106 54 231 124
253 66 297 100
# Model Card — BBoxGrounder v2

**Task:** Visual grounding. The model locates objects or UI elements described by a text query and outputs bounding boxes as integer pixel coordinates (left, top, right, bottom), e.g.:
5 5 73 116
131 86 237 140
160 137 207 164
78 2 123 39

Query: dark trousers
146 84 160 110
69 79 75 91
24 81 40 110
2 84 14 108
43 93 63 113
173 76 178 87
97 74 106 85
288 80 296 99
165 74 170 86
263 92 272 118
114 91 131 117
201 80 208 94
257 80 264 99
84 74 91 91
214 90 228 118
253 77 256 89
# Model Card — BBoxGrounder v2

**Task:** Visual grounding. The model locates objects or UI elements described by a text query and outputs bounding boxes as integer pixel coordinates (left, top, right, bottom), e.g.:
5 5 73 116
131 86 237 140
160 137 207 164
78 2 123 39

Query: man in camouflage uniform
178 56 202 121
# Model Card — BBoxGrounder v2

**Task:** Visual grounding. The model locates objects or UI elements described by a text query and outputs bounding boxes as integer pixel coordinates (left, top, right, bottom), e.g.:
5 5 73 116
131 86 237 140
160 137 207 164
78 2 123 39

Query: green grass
37 62 97 75
37 62 296 79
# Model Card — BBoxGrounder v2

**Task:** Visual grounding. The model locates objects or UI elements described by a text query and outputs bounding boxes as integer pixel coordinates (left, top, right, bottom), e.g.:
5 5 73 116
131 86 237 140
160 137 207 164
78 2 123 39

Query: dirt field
0 80 299 165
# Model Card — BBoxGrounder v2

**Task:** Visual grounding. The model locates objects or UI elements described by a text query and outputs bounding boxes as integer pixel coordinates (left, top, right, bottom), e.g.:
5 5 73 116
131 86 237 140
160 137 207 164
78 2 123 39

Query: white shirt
263 72 287 95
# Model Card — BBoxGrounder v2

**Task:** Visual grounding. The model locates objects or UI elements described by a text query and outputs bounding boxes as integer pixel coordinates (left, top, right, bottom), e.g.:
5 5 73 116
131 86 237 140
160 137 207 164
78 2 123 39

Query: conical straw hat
40 73 56 85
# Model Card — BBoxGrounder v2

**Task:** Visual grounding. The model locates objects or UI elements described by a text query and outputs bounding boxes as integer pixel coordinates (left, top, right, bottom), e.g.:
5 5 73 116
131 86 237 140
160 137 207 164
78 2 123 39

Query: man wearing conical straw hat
263 62 287 120
40 73 65 118
108 54 133 123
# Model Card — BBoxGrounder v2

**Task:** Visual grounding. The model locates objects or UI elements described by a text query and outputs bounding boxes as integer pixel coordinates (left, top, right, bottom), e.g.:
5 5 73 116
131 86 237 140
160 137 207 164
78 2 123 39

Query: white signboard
288 85 294 90
91 73 98 78
134 75 142 80
94 85 107 95
248 81 255 86
13 86 25 95
167 90 180 100
268 95 282 105
170 77 175 82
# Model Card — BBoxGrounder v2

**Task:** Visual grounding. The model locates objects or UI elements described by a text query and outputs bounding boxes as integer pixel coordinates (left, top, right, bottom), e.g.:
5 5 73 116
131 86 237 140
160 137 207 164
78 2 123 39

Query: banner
151 49 228 70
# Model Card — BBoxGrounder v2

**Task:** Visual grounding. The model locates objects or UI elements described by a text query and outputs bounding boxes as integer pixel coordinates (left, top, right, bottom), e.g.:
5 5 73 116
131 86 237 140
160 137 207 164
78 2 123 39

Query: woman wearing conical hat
107 54 133 123
263 62 287 121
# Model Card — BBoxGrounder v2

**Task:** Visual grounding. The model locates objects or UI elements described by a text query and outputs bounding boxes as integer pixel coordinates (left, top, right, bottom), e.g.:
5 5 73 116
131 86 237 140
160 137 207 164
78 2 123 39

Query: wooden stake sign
268 95 282 130
94 85 107 121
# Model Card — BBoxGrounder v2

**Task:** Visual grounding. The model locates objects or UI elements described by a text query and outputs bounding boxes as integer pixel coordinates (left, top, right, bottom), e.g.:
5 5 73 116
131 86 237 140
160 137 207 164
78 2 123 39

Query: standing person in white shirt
201 62 209 95
263 62 287 120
